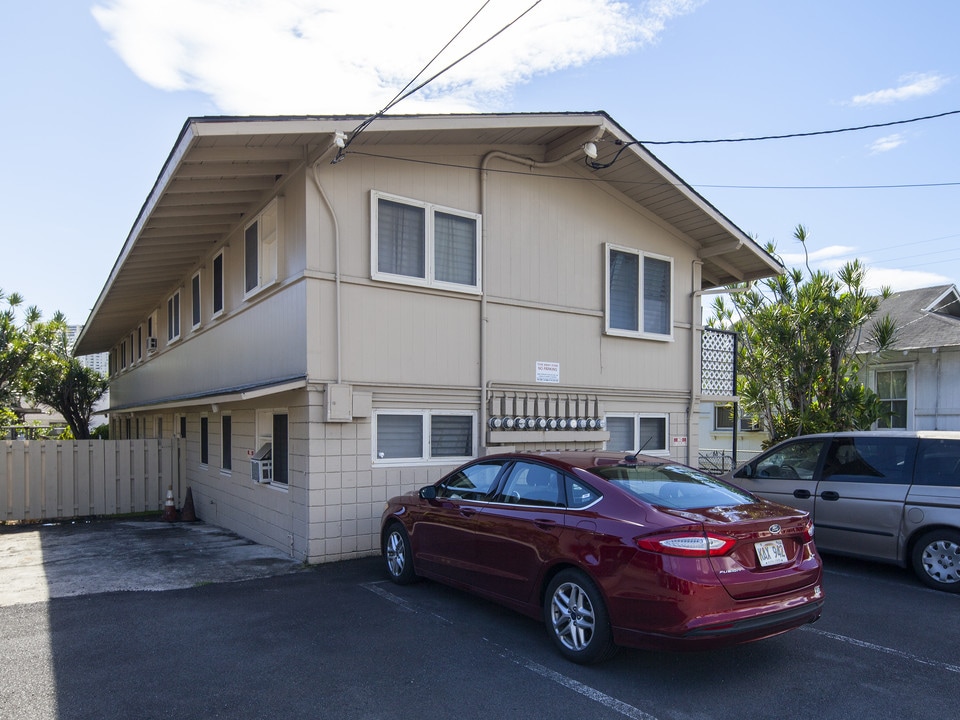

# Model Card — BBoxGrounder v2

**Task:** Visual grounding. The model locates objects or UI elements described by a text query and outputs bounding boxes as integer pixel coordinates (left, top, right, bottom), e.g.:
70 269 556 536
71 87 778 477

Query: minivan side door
732 438 828 516
812 436 917 562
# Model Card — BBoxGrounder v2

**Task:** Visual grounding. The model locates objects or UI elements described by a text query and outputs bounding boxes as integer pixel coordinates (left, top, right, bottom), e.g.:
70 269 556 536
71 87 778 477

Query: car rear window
589 463 756 510
915 439 960 487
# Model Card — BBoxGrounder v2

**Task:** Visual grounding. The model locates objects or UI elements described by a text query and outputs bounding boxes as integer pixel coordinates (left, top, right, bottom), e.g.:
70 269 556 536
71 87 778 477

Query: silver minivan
726 431 960 592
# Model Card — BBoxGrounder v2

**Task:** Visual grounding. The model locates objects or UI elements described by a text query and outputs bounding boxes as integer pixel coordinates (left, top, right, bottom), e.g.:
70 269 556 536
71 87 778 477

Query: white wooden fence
1 439 186 524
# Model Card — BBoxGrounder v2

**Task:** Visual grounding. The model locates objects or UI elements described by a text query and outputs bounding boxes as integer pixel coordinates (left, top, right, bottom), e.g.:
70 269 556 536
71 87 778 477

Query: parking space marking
364 582 656 720
361 581 453 624
490 643 659 720
800 626 960 674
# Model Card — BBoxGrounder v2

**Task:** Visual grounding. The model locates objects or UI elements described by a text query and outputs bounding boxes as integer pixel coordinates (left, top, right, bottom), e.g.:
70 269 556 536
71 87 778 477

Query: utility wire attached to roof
333 0 544 163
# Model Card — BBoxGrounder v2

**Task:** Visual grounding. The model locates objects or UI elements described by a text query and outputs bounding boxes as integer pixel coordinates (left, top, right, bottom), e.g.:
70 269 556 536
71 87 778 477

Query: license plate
756 539 788 567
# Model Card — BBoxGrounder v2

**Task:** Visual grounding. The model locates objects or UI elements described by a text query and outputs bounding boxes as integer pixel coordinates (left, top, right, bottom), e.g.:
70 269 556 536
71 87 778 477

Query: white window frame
244 199 280 298
167 290 181 342
212 249 225 318
255 408 289 489
371 190 482 294
372 410 477 466
220 413 232 473
604 413 670 456
604 243 674 341
871 365 913 430
191 271 202 330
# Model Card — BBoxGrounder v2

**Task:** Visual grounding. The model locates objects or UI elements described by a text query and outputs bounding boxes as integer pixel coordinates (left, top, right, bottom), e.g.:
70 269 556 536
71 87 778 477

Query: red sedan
380 451 824 663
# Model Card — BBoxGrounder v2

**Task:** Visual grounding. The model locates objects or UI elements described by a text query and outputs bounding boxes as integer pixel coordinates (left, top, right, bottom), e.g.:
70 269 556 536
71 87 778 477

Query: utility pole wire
640 109 960 145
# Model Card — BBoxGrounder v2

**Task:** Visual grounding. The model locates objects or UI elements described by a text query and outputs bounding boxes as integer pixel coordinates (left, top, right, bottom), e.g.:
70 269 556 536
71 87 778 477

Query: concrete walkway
0 519 306 606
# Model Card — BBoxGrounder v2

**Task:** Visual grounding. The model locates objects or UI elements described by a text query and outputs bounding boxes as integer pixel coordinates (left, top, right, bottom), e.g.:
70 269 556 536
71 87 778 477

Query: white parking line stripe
491 644 659 720
364 582 656 719
801 626 960 674
361 581 453 624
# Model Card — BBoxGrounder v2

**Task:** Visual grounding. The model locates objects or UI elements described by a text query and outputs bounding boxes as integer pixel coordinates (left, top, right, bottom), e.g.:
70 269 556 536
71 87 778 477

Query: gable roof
859 284 960 352
74 111 783 355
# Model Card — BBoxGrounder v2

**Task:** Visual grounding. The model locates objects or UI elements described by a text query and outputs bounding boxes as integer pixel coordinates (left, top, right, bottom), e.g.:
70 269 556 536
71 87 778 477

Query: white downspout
312 150 343 384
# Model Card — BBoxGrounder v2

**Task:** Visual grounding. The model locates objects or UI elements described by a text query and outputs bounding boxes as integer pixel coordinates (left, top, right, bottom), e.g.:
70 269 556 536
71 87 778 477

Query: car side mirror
419 486 437 500
736 464 754 479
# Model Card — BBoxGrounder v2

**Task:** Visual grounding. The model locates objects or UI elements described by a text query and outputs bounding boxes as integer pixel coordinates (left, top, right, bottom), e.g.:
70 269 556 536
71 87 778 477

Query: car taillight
637 533 737 557
801 519 815 543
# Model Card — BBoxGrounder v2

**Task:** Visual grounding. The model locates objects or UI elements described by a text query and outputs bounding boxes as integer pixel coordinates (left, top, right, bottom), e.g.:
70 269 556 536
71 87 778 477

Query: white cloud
848 72 949 107
868 133 905 154
91 0 705 115
780 246 951 294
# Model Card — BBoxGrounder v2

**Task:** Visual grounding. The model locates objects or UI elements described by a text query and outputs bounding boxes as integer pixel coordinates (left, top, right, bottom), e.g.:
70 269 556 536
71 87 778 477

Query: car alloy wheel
544 569 616 663
912 530 960 593
383 523 417 585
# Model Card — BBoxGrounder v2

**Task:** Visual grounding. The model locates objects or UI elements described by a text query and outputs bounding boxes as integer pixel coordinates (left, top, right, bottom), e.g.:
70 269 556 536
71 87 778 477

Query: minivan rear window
915 439 960 487
822 437 917 484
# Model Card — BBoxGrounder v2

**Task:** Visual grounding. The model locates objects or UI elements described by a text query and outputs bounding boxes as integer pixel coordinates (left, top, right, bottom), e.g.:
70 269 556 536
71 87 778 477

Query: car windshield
590 463 756 510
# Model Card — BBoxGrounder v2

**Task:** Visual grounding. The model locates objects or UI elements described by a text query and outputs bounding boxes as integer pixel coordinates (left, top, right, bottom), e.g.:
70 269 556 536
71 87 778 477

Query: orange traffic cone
162 486 177 522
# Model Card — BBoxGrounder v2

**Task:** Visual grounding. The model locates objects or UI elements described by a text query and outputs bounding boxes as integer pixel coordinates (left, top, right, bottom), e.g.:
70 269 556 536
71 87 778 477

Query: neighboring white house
74 112 782 563
858 284 960 431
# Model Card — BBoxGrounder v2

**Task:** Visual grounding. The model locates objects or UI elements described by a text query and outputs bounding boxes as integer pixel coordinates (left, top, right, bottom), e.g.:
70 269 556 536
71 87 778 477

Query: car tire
382 523 417 585
911 529 960 593
544 569 617 664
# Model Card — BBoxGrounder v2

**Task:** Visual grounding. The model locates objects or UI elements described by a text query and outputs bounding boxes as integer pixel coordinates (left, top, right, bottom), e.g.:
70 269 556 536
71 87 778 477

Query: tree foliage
26 327 108 440
708 226 896 446
1 288 107 440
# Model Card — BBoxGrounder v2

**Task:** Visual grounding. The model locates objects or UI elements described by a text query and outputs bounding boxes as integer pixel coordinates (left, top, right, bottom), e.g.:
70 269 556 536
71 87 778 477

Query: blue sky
3 0 958 325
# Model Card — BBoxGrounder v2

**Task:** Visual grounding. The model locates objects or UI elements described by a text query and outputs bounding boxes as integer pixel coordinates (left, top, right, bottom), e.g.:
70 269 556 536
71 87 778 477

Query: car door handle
534 519 557 530
460 507 477 518
820 491 840 501
794 489 811 499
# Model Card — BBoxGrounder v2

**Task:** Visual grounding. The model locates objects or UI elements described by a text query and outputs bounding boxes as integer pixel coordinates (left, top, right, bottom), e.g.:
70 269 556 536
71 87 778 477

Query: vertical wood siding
1 440 185 524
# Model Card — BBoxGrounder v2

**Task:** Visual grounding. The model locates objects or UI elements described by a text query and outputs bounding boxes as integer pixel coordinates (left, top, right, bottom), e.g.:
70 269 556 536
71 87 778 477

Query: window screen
378 199 426 279
609 249 639 332
431 415 473 457
377 414 423 459
435 212 476 286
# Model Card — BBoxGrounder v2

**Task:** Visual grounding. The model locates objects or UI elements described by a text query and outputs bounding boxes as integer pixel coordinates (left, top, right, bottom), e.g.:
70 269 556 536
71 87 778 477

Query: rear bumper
612 596 824 652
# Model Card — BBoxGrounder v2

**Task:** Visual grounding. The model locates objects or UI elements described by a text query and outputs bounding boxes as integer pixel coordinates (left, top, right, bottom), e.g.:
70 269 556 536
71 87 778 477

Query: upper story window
605 244 673 340
191 271 202 330
212 250 225 317
167 290 181 342
875 368 909 429
371 191 481 293
244 199 279 297
714 405 760 432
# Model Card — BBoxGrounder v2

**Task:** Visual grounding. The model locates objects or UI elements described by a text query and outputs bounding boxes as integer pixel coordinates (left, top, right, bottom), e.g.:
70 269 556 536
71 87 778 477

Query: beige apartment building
74 112 782 562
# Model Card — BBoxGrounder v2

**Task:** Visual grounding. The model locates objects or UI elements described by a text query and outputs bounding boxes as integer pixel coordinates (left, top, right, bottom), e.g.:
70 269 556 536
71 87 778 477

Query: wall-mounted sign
536 361 560 384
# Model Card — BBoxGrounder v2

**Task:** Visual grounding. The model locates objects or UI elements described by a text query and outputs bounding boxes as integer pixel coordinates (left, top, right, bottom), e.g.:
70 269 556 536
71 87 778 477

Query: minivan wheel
382 523 417 585
911 530 960 593
544 569 617 664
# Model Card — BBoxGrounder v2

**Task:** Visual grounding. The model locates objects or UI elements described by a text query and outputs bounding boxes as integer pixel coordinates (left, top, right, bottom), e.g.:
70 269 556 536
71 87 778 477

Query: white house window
191 271 202 329
875 369 909 429
374 411 476 464
221 414 232 472
605 414 669 454
371 191 481 292
167 290 181 342
212 250 225 316
714 405 760 432
255 409 288 486
244 199 279 296
605 244 673 340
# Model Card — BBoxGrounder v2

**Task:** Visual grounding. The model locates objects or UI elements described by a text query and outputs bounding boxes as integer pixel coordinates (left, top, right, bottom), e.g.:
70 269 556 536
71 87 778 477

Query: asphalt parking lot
2 521 958 720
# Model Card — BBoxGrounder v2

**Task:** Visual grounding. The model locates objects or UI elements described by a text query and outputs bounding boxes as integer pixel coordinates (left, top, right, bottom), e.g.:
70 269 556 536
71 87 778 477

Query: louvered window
375 411 476 464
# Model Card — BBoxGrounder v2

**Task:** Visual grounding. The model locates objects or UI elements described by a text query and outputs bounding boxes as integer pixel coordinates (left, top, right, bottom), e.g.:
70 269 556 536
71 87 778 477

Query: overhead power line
640 110 960 145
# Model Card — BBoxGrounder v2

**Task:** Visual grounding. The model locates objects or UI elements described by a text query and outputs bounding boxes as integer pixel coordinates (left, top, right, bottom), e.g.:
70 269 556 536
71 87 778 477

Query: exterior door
473 460 567 604
733 438 830 516
812 436 916 561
